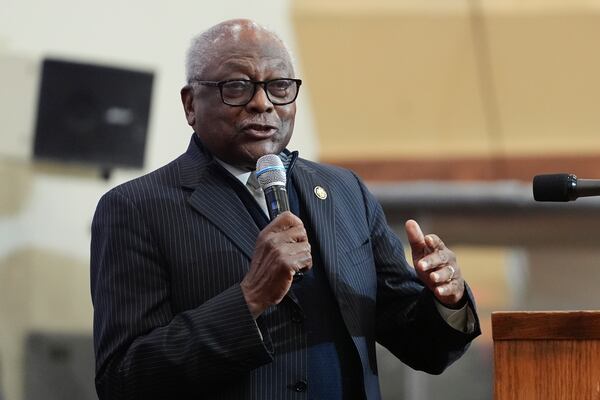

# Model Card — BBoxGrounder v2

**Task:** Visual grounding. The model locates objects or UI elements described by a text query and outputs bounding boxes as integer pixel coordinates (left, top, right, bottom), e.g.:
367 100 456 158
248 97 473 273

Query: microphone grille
256 154 286 188
532 173 575 202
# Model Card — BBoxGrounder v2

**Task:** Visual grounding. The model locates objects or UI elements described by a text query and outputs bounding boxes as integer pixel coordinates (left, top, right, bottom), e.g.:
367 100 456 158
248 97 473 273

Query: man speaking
91 19 480 400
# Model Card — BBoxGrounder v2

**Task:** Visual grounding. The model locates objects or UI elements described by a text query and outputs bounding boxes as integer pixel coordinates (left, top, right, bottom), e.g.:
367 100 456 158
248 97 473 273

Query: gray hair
185 19 295 83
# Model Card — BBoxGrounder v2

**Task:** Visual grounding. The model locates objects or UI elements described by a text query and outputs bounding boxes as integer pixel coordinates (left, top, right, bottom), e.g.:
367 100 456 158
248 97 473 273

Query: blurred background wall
0 2 315 399
1 0 600 399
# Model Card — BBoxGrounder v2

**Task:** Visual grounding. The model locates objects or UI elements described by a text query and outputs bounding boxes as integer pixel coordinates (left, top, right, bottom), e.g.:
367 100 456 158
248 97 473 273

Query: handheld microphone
256 154 290 220
533 173 600 202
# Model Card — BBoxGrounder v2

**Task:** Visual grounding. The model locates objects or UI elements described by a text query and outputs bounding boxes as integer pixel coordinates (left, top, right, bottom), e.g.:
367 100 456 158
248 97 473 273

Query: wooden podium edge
492 311 600 340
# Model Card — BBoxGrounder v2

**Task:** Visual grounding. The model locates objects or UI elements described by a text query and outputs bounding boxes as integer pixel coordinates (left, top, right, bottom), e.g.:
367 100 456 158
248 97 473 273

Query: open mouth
241 123 278 137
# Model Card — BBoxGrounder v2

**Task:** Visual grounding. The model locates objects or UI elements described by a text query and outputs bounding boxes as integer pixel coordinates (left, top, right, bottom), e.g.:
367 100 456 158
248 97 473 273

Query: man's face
182 30 297 170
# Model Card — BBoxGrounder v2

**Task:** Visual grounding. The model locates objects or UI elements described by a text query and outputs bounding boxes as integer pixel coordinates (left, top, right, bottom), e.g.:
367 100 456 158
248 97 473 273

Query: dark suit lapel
293 162 340 295
179 138 259 260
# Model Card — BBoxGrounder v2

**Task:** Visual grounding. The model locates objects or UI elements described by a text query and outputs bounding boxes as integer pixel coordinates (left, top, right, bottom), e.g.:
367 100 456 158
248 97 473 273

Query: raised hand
405 219 465 307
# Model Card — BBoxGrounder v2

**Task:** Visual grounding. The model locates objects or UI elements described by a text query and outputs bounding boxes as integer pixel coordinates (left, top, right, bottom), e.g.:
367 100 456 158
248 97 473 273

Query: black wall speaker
33 58 153 170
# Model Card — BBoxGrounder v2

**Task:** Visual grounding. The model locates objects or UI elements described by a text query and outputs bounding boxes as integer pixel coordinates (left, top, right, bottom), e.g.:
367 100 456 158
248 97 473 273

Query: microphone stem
576 179 600 199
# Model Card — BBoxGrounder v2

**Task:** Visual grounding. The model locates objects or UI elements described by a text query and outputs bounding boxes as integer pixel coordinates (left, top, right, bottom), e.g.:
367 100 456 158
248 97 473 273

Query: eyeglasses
189 78 302 106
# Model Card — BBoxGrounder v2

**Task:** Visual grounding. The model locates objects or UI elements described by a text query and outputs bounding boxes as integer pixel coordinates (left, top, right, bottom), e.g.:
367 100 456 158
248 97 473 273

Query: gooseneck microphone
256 154 290 220
533 173 600 202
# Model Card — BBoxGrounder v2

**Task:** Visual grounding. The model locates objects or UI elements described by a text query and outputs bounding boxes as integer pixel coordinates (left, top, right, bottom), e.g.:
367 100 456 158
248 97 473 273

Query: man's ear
181 86 195 126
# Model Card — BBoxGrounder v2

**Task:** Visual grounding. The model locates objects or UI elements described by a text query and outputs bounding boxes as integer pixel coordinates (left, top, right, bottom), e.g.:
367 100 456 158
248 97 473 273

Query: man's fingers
278 241 312 259
269 226 309 246
425 234 446 250
403 222 465 306
405 219 426 250
269 211 304 232
259 213 308 244
272 242 313 272
429 265 458 284
294 251 313 271
434 278 463 298
417 250 455 272
286 225 309 243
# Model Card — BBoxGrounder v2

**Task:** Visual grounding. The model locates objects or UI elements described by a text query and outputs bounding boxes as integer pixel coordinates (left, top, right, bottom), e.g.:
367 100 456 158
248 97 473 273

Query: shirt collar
214 158 252 186
214 151 297 185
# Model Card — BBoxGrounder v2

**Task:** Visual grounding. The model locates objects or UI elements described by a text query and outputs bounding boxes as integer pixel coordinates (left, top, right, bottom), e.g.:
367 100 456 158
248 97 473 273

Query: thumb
405 219 427 257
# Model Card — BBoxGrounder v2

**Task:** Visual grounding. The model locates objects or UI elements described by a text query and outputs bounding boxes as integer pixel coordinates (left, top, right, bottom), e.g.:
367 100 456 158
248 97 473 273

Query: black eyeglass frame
189 78 302 106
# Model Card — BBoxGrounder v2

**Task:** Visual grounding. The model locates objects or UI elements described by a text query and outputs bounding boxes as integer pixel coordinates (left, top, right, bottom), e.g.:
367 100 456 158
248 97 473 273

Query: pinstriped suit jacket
91 136 480 400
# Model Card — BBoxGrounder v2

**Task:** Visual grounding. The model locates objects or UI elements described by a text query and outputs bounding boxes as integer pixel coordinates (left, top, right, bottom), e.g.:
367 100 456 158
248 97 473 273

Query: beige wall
292 0 600 161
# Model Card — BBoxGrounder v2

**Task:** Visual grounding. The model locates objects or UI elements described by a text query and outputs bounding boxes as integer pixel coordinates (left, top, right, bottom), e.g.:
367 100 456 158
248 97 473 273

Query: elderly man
91 19 480 400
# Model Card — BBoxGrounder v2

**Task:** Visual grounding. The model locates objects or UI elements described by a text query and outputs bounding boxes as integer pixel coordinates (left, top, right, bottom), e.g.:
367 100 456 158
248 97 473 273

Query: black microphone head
256 154 286 189
532 173 577 202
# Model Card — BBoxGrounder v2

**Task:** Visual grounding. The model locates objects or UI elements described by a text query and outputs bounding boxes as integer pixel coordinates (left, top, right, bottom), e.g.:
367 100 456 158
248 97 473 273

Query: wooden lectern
492 311 600 399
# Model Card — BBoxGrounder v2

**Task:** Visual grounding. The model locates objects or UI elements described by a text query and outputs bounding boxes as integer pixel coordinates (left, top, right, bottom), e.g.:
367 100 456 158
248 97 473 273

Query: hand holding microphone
240 155 312 318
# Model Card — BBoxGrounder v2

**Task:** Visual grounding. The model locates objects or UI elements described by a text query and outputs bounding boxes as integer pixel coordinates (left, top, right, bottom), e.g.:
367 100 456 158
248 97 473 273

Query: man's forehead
220 57 291 71
209 56 293 80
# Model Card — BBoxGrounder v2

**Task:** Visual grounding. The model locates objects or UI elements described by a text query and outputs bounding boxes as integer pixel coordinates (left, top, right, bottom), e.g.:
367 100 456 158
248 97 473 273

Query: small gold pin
314 186 327 200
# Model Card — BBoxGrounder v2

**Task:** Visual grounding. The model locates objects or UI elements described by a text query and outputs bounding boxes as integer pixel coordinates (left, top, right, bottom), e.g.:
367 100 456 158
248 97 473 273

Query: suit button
291 309 303 324
293 380 307 392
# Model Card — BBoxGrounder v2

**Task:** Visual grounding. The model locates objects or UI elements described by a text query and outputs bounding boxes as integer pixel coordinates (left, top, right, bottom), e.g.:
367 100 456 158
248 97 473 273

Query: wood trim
492 311 600 340
494 339 600 399
324 155 600 182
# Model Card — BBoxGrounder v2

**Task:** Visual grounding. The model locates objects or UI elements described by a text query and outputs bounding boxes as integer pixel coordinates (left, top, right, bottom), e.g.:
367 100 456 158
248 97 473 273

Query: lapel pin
314 186 327 200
